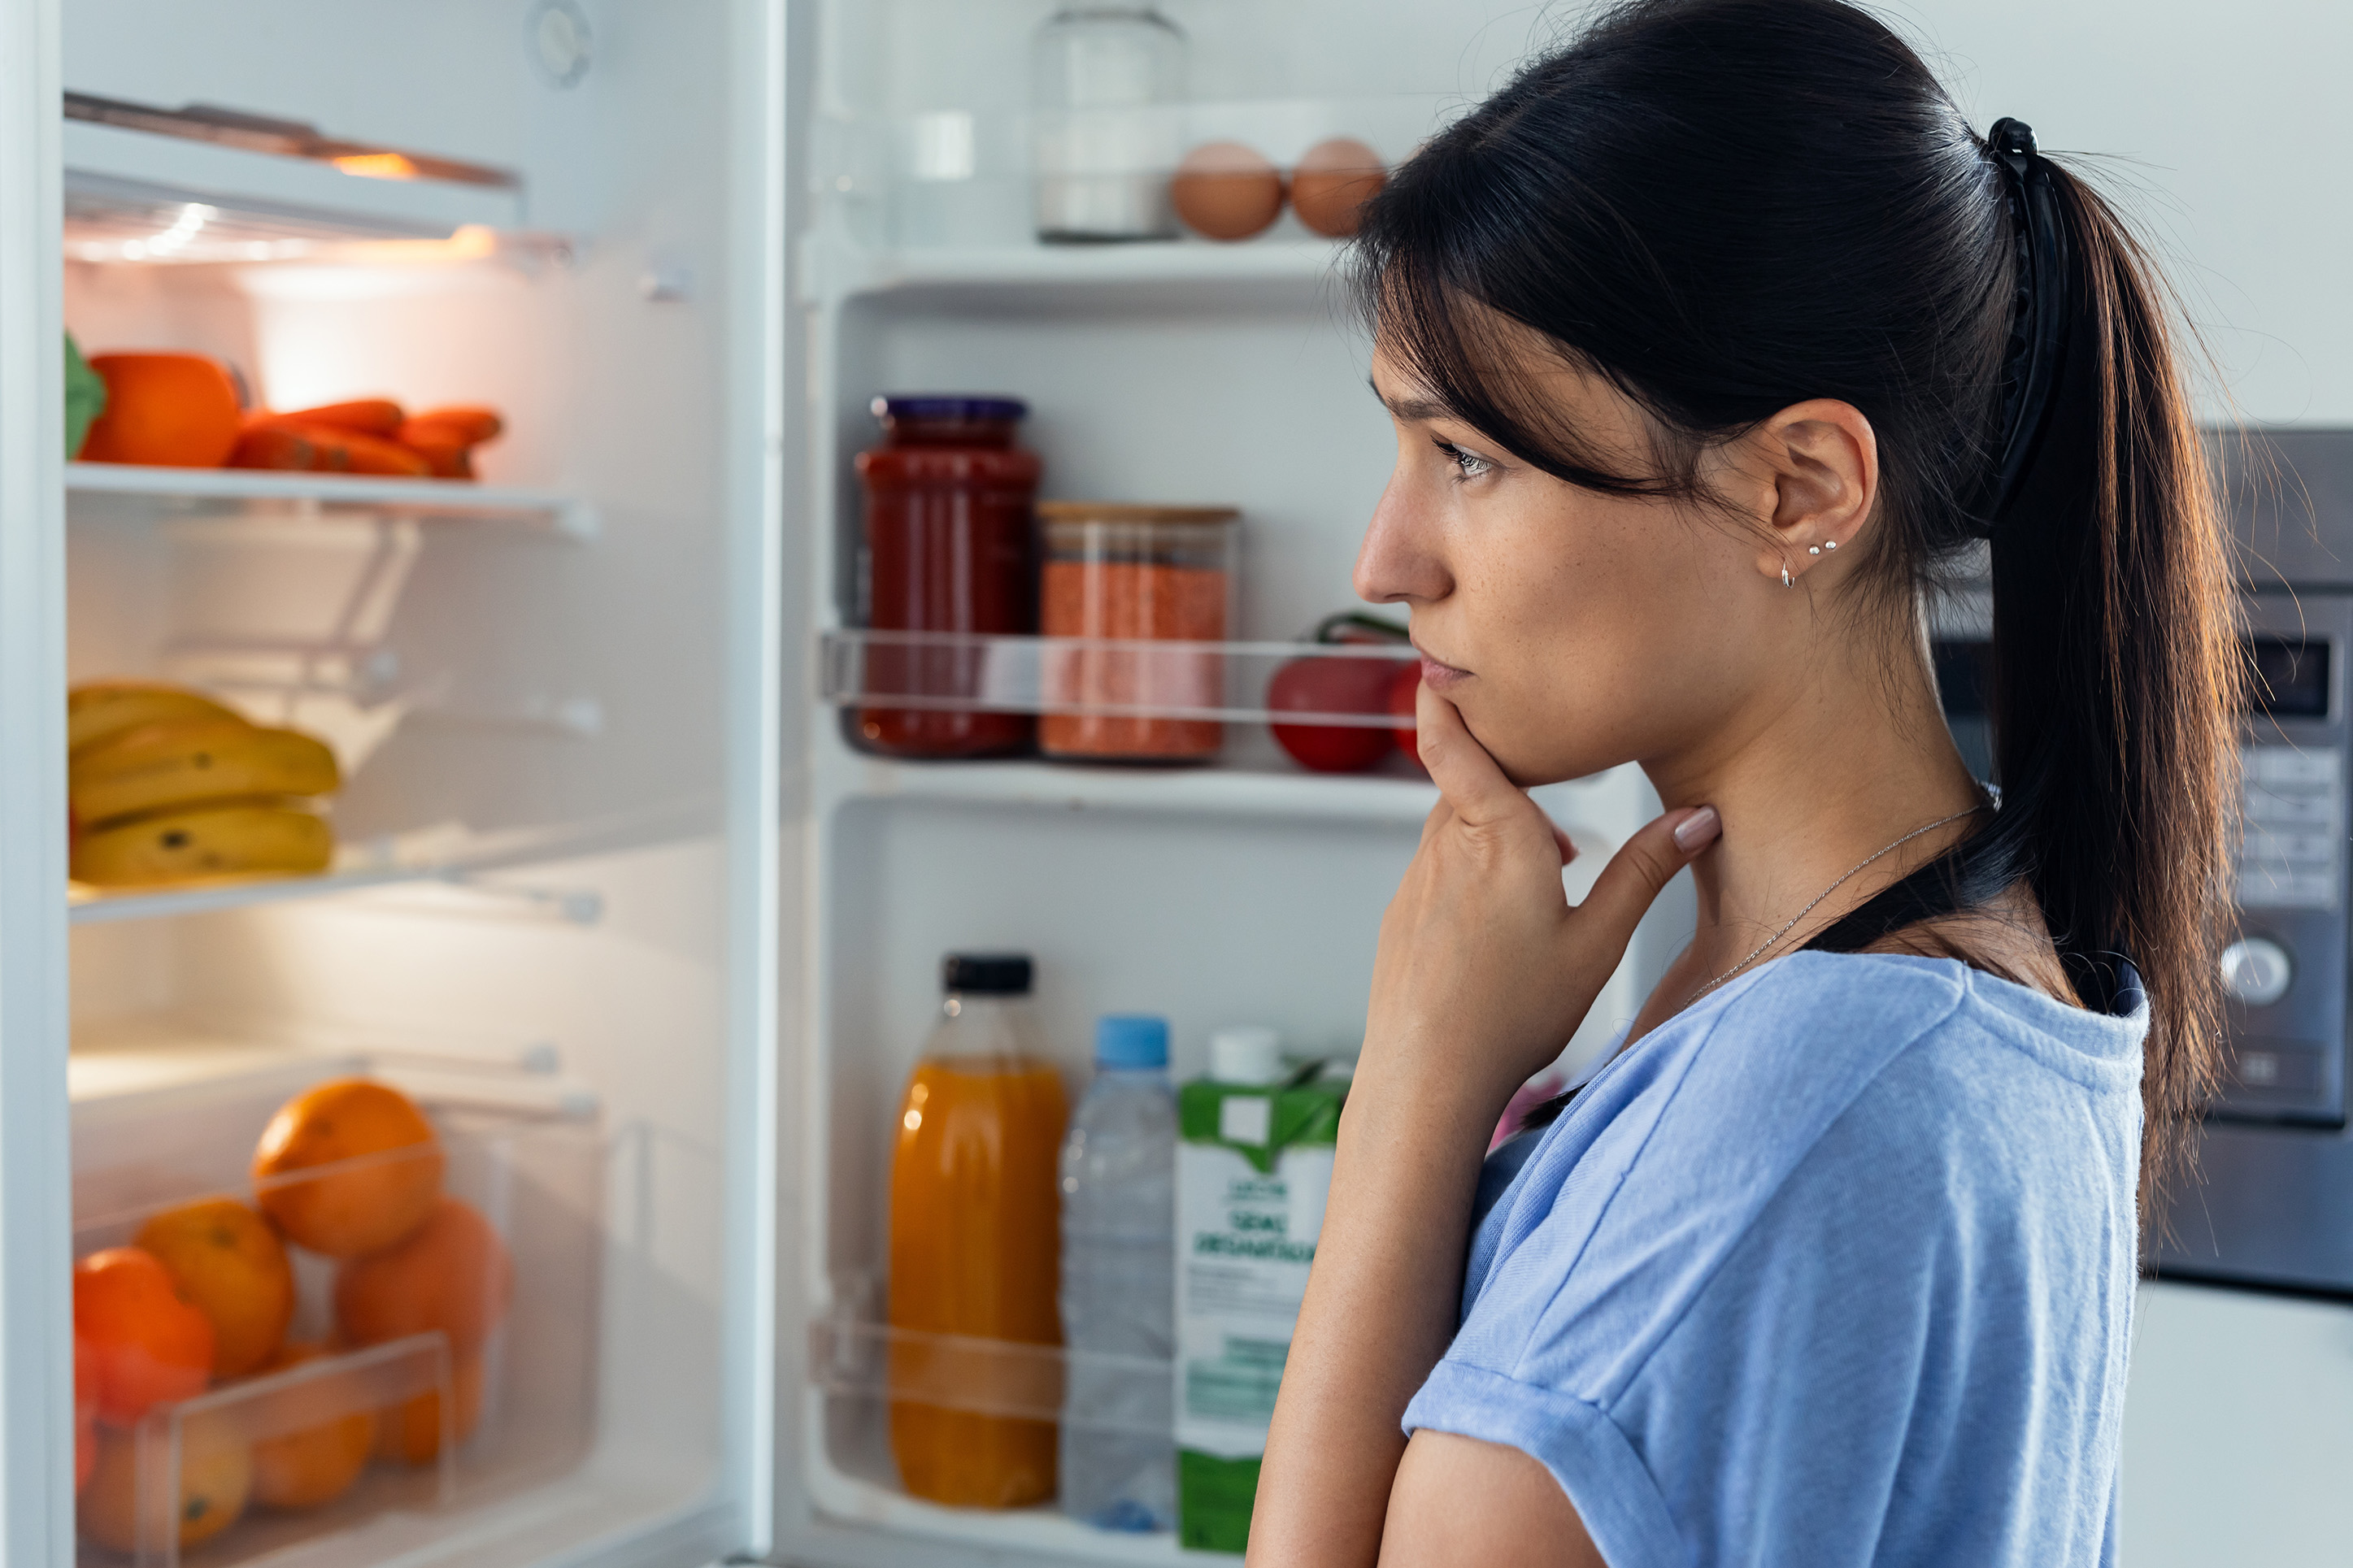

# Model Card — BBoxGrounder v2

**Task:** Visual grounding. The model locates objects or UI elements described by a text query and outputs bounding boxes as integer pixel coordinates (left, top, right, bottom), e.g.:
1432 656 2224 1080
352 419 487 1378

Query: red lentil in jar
1037 502 1240 762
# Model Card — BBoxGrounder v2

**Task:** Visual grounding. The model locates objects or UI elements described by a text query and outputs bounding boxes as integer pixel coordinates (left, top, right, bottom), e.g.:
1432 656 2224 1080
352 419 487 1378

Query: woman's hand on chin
1364 684 1720 1117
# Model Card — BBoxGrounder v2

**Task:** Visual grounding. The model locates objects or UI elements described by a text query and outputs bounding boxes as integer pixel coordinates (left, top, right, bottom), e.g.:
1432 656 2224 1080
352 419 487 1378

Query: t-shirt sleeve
1406 1016 2129 1568
1407 1084 1966 1568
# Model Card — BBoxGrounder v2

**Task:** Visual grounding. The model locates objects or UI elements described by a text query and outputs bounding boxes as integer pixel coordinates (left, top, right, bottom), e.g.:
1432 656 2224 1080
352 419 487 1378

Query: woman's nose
1354 473 1451 606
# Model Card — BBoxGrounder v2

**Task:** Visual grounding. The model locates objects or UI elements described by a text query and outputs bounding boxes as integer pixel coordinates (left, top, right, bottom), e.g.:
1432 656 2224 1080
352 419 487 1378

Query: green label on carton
1177 1449 1263 1554
1175 1072 1345 1553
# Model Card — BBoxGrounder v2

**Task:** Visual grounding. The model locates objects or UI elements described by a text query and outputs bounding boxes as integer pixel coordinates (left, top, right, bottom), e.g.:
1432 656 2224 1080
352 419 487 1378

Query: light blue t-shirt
1402 951 2146 1567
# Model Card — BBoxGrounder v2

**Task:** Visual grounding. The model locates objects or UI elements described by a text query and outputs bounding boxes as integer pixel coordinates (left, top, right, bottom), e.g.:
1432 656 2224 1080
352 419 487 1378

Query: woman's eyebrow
1367 375 1451 423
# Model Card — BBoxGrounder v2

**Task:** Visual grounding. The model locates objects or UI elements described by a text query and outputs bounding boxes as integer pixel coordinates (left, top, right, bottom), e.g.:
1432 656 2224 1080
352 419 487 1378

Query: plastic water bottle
1059 1014 1177 1531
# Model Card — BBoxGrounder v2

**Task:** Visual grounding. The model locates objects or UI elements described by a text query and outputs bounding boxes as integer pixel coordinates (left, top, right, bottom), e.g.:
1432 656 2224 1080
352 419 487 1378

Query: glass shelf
68 819 618 927
67 463 595 540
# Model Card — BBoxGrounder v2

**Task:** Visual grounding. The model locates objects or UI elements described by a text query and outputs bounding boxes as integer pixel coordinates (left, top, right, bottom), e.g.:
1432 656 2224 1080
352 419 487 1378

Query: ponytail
1977 154 2239 1211
1351 0 2241 1214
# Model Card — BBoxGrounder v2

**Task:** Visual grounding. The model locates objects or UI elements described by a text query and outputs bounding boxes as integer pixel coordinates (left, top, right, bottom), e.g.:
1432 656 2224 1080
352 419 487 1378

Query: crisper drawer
69 1064 601 1568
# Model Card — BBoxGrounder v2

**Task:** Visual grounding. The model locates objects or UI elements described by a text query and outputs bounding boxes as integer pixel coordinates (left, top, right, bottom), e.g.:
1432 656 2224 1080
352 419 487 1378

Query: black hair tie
1977 118 2072 533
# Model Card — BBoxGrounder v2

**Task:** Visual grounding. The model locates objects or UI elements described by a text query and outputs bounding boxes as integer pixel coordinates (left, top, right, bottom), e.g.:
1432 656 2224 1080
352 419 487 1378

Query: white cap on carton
1210 1025 1285 1085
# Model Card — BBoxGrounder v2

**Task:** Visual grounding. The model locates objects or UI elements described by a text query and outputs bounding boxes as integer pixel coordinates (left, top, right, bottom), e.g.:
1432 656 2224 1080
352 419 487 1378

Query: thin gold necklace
1681 804 1989 1007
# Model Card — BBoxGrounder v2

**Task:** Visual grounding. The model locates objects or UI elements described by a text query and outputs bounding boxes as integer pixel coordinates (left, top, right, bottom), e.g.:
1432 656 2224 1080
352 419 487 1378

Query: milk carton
1174 1027 1346 1553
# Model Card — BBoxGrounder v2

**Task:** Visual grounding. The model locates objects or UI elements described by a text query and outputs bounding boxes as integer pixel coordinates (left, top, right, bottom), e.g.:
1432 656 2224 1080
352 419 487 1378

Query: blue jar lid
1094 1014 1169 1068
872 394 1029 423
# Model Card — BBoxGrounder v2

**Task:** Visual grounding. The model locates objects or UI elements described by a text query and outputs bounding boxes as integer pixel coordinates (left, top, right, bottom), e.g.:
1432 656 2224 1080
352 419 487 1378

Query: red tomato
74 1333 97 1492
1268 655 1402 772
1389 662 1424 769
72 1248 212 1424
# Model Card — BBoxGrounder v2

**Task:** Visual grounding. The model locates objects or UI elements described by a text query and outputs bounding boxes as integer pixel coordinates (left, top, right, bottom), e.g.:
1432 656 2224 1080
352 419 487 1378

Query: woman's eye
1433 439 1495 481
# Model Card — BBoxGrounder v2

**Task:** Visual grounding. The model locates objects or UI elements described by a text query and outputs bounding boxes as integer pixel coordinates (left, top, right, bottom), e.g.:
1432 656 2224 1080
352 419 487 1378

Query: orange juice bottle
887 952 1069 1507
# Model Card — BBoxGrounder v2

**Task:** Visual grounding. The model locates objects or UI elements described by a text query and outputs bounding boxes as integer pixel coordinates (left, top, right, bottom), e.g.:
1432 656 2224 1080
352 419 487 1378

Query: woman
1251 2 2238 1564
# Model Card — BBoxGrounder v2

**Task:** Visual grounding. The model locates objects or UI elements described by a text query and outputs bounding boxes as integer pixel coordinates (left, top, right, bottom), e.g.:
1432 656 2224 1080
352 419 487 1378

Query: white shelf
807 1469 1188 1566
801 230 1348 310
829 753 1439 825
67 462 596 539
68 859 453 924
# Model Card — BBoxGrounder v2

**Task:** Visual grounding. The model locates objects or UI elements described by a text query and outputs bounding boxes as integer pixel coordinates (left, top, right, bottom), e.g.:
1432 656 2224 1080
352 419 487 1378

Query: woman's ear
1742 399 1877 587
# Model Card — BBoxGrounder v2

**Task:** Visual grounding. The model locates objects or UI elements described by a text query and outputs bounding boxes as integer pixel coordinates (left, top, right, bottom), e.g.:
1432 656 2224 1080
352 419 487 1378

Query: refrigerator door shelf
800 227 1342 311
810 1313 1170 1439
811 93 1448 260
823 749 1445 824
69 464 597 542
822 628 1418 729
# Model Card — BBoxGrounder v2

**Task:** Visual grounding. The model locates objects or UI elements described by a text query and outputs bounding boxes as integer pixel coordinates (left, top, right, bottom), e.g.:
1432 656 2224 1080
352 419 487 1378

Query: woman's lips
1415 648 1472 691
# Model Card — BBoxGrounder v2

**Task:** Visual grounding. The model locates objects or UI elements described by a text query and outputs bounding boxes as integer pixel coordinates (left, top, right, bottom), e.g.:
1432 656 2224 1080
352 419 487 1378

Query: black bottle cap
942 953 1033 995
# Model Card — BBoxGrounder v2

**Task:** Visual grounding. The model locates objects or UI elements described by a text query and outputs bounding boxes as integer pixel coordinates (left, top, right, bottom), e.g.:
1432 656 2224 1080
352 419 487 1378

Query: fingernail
1672 806 1721 852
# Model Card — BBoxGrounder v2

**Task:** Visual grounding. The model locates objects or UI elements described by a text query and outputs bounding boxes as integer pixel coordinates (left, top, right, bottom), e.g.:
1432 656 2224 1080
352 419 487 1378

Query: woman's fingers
1413 683 1524 832
1572 806 1720 951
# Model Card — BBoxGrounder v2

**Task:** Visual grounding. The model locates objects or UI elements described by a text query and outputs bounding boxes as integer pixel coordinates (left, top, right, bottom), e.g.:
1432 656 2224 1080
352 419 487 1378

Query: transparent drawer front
83 1335 455 1567
72 1077 603 1568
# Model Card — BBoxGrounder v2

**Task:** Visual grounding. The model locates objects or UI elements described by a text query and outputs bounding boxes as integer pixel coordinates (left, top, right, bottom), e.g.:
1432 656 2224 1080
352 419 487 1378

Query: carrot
400 406 502 445
399 430 474 480
250 399 407 437
229 423 433 477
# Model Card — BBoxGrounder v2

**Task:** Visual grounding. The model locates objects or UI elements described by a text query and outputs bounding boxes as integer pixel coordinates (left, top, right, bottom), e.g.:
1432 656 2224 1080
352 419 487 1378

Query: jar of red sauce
854 395 1042 758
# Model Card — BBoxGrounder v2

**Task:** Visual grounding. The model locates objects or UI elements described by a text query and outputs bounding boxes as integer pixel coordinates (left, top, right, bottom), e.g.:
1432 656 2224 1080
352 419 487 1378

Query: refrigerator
0 2 1667 1566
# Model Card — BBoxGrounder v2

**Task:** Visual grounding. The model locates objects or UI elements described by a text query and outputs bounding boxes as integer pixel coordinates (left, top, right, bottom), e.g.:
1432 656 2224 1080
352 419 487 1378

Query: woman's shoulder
1451 949 2144 1396
1634 948 2143 1117
1460 951 2140 1337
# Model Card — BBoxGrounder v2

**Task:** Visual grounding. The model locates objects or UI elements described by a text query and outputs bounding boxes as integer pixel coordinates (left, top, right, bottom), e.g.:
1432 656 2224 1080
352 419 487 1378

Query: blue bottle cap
1094 1014 1168 1069
872 394 1029 423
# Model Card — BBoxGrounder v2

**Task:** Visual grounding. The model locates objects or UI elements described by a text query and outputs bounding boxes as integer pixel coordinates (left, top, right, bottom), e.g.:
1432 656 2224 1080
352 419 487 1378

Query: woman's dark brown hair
1354 0 2240 1216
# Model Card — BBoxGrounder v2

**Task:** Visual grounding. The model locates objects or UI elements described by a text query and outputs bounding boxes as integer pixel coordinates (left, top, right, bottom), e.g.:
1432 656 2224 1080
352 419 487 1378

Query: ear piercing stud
1808 545 1820 555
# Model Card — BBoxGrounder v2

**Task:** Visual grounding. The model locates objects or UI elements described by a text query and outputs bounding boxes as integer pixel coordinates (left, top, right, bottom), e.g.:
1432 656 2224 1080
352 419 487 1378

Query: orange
78 1414 250 1553
72 1248 212 1424
78 353 243 468
333 1196 512 1358
133 1197 295 1377
73 1334 97 1492
252 1078 444 1259
249 1342 376 1510
373 1352 485 1466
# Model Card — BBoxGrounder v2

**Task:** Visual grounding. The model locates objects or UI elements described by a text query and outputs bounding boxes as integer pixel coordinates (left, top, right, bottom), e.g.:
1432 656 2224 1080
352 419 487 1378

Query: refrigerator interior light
330 151 424 182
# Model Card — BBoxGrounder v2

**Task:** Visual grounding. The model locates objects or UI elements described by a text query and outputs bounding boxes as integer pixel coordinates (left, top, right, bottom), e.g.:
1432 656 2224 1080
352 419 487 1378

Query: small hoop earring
1781 562 1794 589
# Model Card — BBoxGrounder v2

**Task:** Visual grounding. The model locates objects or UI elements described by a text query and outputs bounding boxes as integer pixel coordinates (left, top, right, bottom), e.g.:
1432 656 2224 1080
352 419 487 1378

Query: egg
1171 141 1286 242
1290 137 1387 238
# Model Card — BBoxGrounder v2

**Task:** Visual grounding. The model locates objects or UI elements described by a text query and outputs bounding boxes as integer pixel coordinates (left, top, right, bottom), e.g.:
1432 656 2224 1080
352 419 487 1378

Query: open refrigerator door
4 2 1679 1567
769 2 1679 1564
3 1 785 1566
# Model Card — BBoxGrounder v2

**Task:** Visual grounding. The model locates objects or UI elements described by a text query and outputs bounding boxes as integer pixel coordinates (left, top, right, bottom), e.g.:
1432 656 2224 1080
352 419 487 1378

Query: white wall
1886 0 2353 425
2124 1282 2353 1566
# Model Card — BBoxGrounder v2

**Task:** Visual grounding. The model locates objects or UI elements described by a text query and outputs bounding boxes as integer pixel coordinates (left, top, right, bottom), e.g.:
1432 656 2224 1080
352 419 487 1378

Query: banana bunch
68 682 341 888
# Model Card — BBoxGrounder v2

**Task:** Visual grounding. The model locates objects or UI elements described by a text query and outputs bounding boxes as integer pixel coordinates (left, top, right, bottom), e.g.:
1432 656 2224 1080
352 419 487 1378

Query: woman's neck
1629 637 1985 1036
